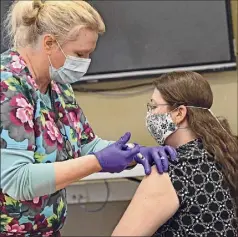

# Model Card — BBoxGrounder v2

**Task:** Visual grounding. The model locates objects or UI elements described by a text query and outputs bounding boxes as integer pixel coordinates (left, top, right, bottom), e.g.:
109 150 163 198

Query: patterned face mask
146 104 231 145
146 111 178 145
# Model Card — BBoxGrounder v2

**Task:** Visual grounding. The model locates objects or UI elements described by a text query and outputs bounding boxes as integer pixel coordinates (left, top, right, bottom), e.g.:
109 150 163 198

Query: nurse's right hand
94 132 140 173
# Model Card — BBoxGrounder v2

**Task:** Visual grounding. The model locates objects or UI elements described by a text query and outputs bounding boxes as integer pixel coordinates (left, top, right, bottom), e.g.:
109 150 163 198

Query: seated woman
112 71 238 236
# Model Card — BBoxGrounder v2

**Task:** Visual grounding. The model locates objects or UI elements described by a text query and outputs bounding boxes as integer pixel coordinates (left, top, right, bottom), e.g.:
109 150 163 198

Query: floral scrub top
0 49 108 236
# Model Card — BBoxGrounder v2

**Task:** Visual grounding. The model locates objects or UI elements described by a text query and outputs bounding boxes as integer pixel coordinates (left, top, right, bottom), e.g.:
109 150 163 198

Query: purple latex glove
94 132 140 173
134 146 177 175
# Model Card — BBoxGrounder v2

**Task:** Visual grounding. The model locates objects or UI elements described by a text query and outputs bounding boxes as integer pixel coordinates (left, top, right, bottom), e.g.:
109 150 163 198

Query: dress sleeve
168 161 189 205
81 136 114 156
0 71 56 201
0 148 55 201
1 71 35 151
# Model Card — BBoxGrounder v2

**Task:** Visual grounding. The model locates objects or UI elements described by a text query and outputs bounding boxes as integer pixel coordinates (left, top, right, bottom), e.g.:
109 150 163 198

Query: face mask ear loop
48 55 53 67
48 55 54 84
47 37 66 67
186 106 233 138
48 40 66 73
169 106 179 114
56 40 67 58
207 109 229 134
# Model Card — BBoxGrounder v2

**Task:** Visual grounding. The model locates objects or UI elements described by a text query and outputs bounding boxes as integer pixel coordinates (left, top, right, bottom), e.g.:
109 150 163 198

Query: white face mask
48 41 91 84
146 111 178 145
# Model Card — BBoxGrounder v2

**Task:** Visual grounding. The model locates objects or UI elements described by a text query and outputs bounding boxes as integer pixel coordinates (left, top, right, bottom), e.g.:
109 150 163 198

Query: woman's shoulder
169 139 219 177
168 140 228 198
1 49 36 96
1 49 27 74
173 139 216 167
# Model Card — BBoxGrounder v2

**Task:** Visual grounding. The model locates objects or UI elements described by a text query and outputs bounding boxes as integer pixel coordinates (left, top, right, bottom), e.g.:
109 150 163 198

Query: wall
231 0 237 54
61 2 238 236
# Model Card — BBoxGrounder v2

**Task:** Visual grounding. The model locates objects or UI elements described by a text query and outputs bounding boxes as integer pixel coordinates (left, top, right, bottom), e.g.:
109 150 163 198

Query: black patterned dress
154 139 237 237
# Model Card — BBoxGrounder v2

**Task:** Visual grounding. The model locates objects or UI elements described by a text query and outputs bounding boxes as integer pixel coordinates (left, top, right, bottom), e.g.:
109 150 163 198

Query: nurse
0 1 176 236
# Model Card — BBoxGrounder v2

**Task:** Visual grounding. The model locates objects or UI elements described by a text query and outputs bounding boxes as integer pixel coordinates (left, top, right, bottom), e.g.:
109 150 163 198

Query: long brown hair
153 71 238 216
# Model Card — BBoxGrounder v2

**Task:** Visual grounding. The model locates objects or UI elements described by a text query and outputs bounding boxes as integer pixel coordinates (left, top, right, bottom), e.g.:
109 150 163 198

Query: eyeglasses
147 102 170 112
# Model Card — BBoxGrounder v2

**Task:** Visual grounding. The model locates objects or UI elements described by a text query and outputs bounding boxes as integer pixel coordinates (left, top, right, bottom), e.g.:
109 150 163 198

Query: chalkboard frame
1 0 236 84
79 0 236 83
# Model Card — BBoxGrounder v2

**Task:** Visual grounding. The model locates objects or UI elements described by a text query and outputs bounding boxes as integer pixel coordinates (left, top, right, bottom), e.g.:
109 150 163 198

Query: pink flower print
22 195 48 209
55 102 69 126
68 111 79 129
9 95 34 132
27 75 38 89
68 111 82 140
83 123 95 142
45 111 56 123
16 98 34 127
10 54 26 73
0 81 8 102
51 83 61 94
0 81 8 92
27 144 36 151
44 120 63 146
33 197 40 204
34 120 41 137
6 223 26 234
42 231 54 237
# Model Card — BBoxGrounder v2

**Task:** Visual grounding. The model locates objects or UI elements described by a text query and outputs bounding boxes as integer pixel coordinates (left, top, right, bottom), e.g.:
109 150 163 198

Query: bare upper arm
112 166 180 236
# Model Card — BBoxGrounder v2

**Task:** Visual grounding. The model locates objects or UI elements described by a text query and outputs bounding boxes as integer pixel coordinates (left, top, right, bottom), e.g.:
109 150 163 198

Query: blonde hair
4 0 105 48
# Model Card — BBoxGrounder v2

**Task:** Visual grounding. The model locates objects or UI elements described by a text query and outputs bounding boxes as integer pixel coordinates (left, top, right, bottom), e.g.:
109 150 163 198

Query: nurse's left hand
134 146 177 175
